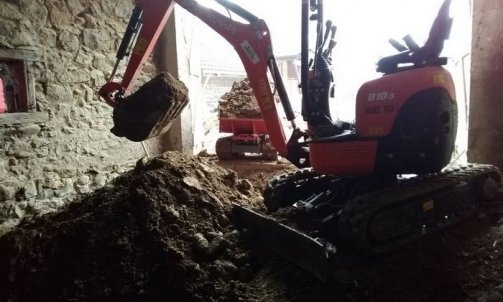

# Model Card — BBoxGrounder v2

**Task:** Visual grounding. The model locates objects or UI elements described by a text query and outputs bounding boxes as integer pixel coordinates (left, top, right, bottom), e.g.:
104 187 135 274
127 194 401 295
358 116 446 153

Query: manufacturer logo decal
241 40 260 65
206 11 237 35
368 91 395 102
433 74 445 84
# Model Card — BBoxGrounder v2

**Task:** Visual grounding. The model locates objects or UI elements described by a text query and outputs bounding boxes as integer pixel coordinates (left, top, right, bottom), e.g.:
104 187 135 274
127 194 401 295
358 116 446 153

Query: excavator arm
99 0 302 157
99 0 174 107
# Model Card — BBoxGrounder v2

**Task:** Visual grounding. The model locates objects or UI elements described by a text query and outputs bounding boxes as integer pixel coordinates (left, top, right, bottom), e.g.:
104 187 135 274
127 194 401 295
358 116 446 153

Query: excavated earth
1 152 503 302
111 72 189 142
218 78 262 118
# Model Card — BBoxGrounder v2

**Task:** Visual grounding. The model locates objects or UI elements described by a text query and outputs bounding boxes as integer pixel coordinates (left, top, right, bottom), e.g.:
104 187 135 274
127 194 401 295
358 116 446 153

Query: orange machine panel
309 140 378 175
355 66 455 138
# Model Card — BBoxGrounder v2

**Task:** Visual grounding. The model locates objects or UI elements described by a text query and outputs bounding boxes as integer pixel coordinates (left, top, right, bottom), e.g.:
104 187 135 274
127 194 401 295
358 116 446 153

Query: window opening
0 59 29 113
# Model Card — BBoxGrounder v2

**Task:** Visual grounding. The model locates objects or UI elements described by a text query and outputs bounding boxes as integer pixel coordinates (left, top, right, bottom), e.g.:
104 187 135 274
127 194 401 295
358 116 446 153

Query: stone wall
0 0 157 230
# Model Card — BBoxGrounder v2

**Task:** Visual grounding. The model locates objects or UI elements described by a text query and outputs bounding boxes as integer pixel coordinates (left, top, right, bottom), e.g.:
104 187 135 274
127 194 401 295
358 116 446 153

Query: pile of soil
1 151 502 302
218 79 262 118
0 152 264 301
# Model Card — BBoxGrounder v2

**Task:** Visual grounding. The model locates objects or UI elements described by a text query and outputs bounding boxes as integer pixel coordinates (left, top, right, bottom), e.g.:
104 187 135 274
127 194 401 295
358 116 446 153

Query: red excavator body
311 65 457 175
99 0 502 281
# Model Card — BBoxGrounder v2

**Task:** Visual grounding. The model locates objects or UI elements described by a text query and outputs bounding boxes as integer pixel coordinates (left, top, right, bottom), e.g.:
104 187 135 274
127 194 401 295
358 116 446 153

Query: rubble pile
218 79 262 118
0 152 264 302
0 152 502 302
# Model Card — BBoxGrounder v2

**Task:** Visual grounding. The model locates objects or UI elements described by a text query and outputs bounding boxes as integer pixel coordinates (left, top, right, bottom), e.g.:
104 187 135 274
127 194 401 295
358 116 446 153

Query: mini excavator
99 0 502 281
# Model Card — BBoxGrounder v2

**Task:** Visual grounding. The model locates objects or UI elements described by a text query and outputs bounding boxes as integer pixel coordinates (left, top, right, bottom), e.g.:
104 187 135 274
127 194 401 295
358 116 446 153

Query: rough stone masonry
0 0 156 231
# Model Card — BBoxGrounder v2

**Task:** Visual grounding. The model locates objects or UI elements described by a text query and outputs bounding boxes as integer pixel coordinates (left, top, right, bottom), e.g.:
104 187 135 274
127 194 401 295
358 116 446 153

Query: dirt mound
218 79 262 118
0 152 264 302
1 152 502 302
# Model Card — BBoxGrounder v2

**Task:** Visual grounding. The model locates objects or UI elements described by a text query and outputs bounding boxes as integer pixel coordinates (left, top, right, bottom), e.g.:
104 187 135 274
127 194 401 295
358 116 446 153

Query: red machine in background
0 61 28 114
0 63 17 114
0 78 6 113
99 0 502 281
216 117 277 160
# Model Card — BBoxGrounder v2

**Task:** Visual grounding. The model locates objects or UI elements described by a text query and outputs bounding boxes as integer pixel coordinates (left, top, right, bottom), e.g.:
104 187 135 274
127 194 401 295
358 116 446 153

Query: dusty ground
0 152 502 302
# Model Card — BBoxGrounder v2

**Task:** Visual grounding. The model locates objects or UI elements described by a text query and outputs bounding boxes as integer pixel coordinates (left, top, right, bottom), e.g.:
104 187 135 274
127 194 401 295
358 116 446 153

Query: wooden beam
0 48 40 62
0 112 49 125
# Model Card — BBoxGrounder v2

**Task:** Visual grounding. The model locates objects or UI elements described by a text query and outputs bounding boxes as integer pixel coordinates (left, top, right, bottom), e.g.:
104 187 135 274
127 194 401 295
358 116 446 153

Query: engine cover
355 66 455 138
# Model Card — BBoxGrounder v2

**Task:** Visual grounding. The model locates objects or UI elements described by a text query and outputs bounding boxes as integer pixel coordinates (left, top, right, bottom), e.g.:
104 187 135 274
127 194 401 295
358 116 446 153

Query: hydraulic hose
214 0 259 22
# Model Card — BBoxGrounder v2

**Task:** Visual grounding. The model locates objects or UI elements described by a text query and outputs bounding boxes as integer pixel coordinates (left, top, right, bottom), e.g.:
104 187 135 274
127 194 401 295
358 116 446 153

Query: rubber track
338 164 502 254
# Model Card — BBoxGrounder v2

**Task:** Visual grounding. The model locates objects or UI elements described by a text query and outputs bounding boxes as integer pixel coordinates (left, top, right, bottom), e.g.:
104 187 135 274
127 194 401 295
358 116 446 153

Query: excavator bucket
110 72 189 142
232 204 334 282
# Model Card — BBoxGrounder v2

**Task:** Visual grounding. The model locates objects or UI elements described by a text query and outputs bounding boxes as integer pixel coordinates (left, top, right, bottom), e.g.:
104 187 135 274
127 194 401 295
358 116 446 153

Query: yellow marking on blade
422 200 434 212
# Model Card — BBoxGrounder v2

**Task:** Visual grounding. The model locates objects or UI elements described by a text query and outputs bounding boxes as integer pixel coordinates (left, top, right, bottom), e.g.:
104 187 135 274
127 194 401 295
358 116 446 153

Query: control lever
388 38 408 52
402 34 420 51
323 25 337 58
319 20 333 51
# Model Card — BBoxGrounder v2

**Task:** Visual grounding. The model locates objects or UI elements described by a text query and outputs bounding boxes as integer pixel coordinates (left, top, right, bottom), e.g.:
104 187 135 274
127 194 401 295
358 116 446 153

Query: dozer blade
232 203 332 282
111 72 189 142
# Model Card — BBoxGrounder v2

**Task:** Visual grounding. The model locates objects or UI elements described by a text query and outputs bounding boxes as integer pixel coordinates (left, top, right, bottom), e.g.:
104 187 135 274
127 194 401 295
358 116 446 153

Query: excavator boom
99 0 295 154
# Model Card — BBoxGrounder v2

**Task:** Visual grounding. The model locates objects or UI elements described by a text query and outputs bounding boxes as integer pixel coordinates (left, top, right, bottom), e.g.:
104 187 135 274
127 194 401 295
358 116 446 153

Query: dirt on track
1 152 502 302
